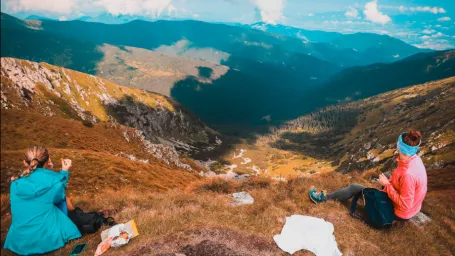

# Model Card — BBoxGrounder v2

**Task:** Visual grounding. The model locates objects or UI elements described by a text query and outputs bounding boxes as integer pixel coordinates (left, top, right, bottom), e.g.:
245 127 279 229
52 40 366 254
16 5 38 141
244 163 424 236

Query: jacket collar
397 154 417 165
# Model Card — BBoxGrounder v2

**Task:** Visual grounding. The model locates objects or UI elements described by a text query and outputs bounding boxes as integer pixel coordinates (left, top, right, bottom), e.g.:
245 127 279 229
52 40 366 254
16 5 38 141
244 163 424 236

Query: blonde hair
24 145 49 173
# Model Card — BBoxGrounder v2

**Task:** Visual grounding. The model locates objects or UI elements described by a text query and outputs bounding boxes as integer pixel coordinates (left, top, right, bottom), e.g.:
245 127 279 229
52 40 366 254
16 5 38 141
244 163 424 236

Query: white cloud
308 13 314 17
364 0 391 25
345 6 359 19
399 6 446 14
59 16 68 21
411 6 446 14
420 35 430 39
4 0 78 14
413 39 454 50
437 17 451 22
431 32 444 38
373 29 390 35
251 0 286 24
422 29 435 34
93 0 177 17
395 31 418 38
4 0 180 18
323 20 369 25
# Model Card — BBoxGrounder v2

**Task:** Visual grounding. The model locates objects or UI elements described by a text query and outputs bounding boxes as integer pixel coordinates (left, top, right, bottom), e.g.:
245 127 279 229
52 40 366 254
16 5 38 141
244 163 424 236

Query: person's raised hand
47 157 54 169
378 173 391 186
61 158 72 171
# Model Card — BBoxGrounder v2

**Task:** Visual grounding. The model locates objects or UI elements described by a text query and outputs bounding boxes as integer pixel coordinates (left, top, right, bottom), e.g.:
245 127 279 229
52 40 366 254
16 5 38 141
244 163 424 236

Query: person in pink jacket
309 129 427 221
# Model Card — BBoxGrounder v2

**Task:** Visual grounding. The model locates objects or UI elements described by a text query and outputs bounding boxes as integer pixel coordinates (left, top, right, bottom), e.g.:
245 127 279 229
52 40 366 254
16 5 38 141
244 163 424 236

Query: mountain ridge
0 57 220 155
247 22 429 65
320 49 455 103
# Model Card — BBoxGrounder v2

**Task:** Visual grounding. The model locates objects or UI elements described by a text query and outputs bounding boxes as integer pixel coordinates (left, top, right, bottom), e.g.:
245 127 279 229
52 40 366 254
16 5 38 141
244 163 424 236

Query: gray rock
410 212 431 227
231 192 254 206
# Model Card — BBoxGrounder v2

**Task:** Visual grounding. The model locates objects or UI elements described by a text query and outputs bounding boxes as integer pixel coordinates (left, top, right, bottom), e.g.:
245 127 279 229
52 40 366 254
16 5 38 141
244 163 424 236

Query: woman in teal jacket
4 146 81 255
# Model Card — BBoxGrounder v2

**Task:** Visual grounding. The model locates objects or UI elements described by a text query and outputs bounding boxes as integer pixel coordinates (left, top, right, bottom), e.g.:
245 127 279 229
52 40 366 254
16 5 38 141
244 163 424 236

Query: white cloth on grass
273 215 342 256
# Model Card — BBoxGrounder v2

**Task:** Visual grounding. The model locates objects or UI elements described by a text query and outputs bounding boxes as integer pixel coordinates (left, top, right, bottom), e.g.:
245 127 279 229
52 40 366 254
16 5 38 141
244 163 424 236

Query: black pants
326 183 366 201
326 175 409 221
327 174 392 201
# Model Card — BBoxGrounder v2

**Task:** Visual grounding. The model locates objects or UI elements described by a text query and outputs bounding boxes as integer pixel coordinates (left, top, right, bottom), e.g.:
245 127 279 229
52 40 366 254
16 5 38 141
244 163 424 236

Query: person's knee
349 184 365 192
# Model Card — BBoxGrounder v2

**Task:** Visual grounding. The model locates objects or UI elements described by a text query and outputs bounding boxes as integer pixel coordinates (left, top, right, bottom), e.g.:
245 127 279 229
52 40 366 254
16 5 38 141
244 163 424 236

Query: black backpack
350 188 395 229
68 207 116 235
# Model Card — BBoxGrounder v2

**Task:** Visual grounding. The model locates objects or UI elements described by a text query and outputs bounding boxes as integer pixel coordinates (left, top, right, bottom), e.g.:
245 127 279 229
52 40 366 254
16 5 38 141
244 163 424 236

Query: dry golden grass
39 60 178 116
2 170 454 256
0 108 202 196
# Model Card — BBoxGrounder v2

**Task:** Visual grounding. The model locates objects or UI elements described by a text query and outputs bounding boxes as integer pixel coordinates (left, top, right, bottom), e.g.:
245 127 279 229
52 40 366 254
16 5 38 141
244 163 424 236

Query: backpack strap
104 216 117 227
350 190 364 221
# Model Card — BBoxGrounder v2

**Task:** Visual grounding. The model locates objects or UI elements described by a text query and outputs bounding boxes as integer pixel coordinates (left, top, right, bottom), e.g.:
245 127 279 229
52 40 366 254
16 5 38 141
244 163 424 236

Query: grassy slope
0 59 203 253
0 110 200 195
1 57 207 194
1 57 214 145
2 171 453 256
207 77 455 179
1 59 455 255
254 76 455 176
95 44 230 97
39 60 178 118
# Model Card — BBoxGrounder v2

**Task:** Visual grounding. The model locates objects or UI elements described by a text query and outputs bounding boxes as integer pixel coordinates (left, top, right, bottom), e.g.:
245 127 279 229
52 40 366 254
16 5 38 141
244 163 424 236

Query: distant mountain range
320 50 455 103
75 13 145 24
1 12 339 127
2 12 453 132
25 15 56 21
247 22 430 66
20 13 430 67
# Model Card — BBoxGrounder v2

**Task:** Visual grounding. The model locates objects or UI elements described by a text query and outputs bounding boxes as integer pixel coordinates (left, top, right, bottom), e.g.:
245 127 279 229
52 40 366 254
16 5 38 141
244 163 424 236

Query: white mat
273 215 342 256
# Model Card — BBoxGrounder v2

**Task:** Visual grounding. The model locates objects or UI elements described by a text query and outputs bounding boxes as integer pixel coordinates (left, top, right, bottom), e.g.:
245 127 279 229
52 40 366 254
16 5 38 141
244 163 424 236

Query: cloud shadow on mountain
1 27 104 75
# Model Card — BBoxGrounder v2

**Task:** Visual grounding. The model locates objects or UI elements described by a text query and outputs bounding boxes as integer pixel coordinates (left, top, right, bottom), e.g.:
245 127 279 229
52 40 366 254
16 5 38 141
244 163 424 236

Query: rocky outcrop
1 57 219 170
103 94 208 145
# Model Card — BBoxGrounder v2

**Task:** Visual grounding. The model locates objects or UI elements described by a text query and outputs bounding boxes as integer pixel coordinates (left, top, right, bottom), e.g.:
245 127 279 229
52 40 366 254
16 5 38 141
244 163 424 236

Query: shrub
82 119 94 128
242 176 272 190
187 178 239 194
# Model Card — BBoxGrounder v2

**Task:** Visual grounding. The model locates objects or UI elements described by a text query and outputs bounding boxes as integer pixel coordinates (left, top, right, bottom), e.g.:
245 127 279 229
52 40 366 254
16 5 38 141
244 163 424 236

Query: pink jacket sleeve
384 174 416 211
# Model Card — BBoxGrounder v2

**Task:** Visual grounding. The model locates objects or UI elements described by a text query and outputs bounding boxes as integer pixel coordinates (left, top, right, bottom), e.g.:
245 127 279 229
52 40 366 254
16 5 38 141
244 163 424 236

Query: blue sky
1 0 454 50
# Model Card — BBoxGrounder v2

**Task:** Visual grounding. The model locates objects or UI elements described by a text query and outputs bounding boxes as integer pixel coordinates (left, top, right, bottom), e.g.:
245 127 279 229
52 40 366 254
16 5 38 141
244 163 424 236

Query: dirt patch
129 227 281 256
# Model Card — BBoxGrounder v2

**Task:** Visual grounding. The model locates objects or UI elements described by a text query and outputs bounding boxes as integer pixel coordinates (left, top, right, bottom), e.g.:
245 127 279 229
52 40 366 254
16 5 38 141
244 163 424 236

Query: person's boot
309 187 327 203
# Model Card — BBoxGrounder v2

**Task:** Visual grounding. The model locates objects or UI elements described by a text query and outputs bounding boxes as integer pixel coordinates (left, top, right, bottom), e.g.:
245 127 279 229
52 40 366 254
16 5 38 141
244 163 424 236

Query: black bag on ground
68 207 116 235
350 188 395 229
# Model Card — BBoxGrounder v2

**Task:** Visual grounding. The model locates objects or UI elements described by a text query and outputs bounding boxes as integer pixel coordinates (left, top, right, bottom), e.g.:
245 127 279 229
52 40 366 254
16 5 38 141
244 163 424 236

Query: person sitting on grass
4 145 81 255
309 129 427 221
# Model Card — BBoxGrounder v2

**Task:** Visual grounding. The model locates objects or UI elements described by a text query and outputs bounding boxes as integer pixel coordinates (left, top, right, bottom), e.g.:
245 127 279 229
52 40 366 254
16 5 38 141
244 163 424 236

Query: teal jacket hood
12 168 66 199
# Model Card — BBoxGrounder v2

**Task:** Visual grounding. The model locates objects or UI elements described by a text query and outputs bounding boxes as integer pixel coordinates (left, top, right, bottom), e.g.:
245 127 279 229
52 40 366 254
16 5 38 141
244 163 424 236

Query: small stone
410 212 431 227
231 192 254 206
